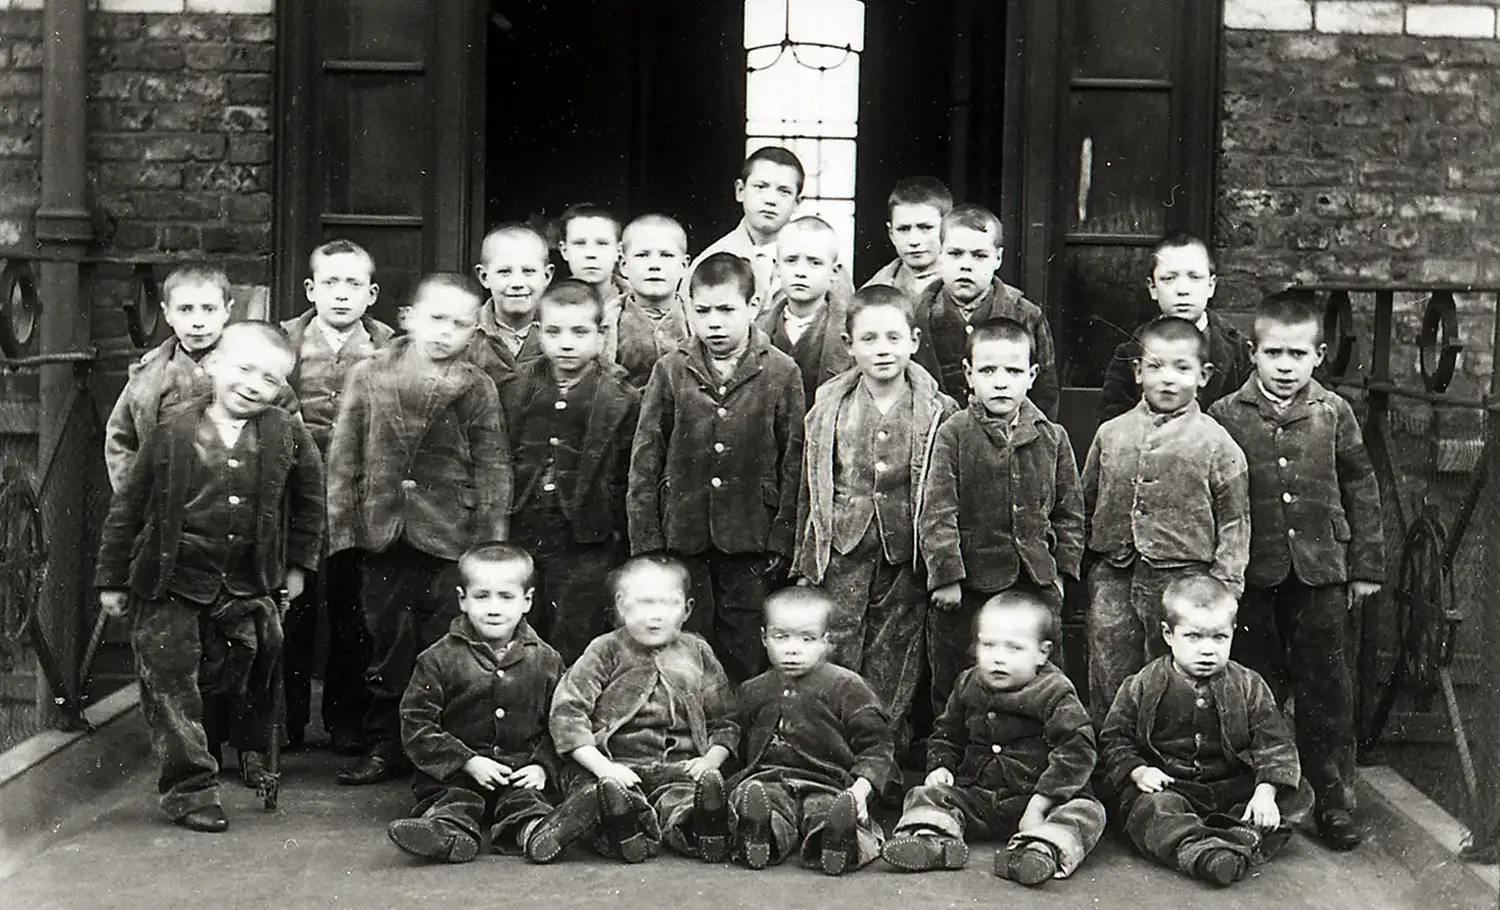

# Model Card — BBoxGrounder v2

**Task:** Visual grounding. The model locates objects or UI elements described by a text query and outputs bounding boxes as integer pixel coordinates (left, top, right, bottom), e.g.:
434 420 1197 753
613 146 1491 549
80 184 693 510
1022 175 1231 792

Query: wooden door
275 0 483 325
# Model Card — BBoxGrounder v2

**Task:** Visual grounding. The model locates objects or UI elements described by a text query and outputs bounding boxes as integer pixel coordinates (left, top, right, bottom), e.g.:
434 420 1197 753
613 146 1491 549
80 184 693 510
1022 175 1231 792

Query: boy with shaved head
610 214 693 388
470 223 555 385
758 216 854 407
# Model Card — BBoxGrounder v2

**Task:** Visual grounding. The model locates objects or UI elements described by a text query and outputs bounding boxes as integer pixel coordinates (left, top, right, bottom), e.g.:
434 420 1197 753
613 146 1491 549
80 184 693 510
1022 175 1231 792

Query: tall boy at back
758 215 853 407
96 322 324 833
911 205 1060 418
629 252 806 682
1209 292 1383 851
1082 317 1249 723
1098 232 1252 423
920 318 1084 716
794 287 957 744
498 280 640 663
326 274 511 786
862 176 952 300
280 239 395 754
612 214 693 388
470 224 554 385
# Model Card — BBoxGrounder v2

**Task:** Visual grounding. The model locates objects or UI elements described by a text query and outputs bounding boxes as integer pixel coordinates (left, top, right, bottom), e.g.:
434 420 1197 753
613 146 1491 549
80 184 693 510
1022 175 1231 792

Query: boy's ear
1314 341 1327 366
750 293 762 313
1160 620 1172 641
909 326 922 349
368 282 380 303
473 263 487 283
733 178 747 202
521 587 534 613
1028 363 1041 380
1198 361 1215 386
303 277 316 301
1039 639 1054 661
683 596 695 618
543 262 556 282
841 331 853 349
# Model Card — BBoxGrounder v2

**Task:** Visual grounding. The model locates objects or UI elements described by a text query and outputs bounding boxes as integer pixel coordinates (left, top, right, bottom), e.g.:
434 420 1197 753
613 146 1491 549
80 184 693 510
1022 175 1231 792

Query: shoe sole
820 792 859 876
995 846 1057 886
737 782 772 870
881 835 968 872
388 820 478 863
693 770 730 863
598 779 650 864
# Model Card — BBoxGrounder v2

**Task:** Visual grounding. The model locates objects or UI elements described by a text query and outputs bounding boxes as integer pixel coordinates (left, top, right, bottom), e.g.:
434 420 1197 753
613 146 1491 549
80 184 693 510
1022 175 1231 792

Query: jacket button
782 689 792 697
875 461 887 473
711 477 722 488
986 711 996 720
718 385 728 395
227 458 240 469
877 431 889 441
543 482 556 492
554 400 567 410
1277 457 1288 467
495 670 506 679
716 407 728 418
1196 698 1208 709
401 479 417 490
714 443 725 453
991 744 1002 754
1288 528 1297 538
1282 492 1293 503
494 708 506 719
227 495 241 505
550 437 561 446
965 325 974 335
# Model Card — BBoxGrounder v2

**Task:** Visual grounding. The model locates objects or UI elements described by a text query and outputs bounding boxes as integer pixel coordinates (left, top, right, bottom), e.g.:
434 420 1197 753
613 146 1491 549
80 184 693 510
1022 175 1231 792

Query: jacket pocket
1331 514 1351 542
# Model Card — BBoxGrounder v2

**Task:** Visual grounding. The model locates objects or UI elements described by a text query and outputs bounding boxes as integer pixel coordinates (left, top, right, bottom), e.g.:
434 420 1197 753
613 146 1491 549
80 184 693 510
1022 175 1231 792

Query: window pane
745 0 865 53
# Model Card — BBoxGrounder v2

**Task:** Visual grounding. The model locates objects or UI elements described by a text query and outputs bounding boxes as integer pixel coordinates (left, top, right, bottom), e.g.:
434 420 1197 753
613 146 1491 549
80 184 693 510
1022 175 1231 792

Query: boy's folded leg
387 817 480 864
599 778 652 863
691 768 731 863
525 782 601 864
734 780 775 870
818 791 861 876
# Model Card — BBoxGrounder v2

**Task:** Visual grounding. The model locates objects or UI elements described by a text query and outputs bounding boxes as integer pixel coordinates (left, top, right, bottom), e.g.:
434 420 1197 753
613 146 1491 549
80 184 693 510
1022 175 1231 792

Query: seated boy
280 239 395 754
628 252 806 682
388 543 564 863
555 203 627 301
920 318 1084 717
469 223 554 385
881 588 1105 886
526 554 739 864
611 214 693 388
498 280 640 663
728 587 898 875
1082 316 1249 724
757 215 853 406
96 322 324 832
861 176 952 300
793 287 957 746
1099 575 1312 888
911 205 1060 418
1098 232 1252 423
1209 292 1383 851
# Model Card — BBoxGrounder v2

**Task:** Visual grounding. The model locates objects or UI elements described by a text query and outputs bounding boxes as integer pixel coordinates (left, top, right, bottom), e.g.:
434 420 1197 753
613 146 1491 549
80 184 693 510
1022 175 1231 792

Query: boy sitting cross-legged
729 587 898 876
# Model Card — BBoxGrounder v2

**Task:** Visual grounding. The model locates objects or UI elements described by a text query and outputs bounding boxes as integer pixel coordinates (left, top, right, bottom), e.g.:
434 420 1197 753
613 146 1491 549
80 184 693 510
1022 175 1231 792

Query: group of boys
95 145 1383 890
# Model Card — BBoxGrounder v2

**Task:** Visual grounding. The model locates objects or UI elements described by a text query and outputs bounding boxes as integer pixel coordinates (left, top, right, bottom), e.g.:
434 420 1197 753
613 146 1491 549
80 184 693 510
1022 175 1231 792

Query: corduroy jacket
280 309 396 454
755 285 854 407
1097 311 1253 424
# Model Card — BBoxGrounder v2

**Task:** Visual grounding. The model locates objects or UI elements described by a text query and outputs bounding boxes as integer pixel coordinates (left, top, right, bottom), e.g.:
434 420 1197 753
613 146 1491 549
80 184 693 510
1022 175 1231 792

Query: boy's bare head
965 318 1038 422
736 146 805 240
1132 316 1211 414
1160 575 1237 679
1252 290 1327 401
622 214 689 255
844 286 920 386
620 214 690 303
688 252 758 359
402 272 482 362
537 279 606 379
611 553 693 649
475 223 554 323
556 203 622 289
456 542 535 643
938 205 1004 304
161 264 233 353
973 587 1058 691
204 321 295 419
776 216 840 305
459 541 535 592
1147 231 1217 324
887 177 953 273
761 587 833 678
305 239 378 330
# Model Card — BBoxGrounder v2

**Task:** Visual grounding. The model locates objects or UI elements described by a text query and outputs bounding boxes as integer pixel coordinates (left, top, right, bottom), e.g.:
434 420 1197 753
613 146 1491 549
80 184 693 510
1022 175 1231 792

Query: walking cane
258 588 289 812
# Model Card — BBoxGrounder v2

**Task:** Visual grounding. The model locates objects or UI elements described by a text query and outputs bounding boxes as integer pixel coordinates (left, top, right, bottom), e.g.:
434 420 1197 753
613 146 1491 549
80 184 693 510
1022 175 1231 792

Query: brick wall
0 5 41 251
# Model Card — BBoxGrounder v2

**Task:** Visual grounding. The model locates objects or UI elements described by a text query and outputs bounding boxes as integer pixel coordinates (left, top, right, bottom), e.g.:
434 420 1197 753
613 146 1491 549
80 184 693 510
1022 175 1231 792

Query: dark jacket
400 616 565 783
755 285 854 408
920 398 1085 592
498 359 641 544
730 662 898 801
96 405 325 599
911 278 1060 419
549 628 739 761
794 362 959 583
609 292 691 389
1210 378 1385 587
280 309 396 453
1098 311 1253 424
627 329 806 558
928 663 1096 802
466 303 546 389
324 338 511 560
1099 657 1302 794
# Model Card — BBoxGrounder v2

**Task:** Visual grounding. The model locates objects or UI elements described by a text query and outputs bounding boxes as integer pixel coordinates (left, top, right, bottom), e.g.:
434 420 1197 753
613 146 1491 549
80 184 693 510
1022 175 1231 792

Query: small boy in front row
388 543 564 864
920 318 1085 717
527 554 739 865
881 588 1105 887
499 279 640 663
96 322 325 833
1099 575 1312 888
1210 292 1384 851
728 588 898 875
1082 316 1250 724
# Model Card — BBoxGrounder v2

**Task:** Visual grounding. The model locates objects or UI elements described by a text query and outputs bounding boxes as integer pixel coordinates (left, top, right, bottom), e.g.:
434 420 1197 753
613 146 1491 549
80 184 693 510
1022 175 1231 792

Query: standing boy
499 280 640 663
758 215 853 407
1082 317 1250 723
920 318 1085 717
326 274 511 786
555 203 626 301
96 322 324 832
280 239 395 754
470 223 554 385
1098 232 1253 423
862 176 952 300
388 544 563 864
729 588 898 876
629 252 806 682
1100 575 1313 888
690 146 805 309
1209 292 1383 851
911 205 1060 418
611 214 693 388
794 286 957 744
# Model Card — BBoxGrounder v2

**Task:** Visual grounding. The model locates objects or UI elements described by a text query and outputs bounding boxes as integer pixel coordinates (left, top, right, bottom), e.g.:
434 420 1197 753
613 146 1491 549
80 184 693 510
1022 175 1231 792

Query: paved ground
0 746 1462 910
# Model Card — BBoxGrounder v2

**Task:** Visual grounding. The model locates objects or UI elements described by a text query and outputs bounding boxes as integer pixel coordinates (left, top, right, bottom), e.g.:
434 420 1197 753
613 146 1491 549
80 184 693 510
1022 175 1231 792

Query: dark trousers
283 582 317 740
1087 560 1207 724
359 544 459 759
681 550 777 683
728 770 883 868
1233 580 1353 811
553 763 706 859
1119 772 1314 877
409 772 554 853
514 510 619 665
320 550 369 737
896 782 1105 877
928 582 1063 719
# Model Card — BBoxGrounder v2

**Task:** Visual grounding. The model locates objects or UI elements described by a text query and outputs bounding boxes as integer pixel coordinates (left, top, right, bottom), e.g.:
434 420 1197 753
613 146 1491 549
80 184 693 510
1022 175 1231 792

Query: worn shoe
819 791 860 876
598 779 650 863
692 769 730 862
881 832 969 872
388 818 479 863
237 750 266 789
173 805 229 834
327 729 367 757
336 753 410 786
1316 809 1363 851
1195 848 1248 887
995 842 1058 886
736 781 774 870
525 797 597 864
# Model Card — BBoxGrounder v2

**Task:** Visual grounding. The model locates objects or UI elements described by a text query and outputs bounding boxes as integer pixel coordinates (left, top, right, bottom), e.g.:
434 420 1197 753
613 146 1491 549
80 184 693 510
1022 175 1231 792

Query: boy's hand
507 763 547 790
1242 784 1281 830
594 760 642 789
848 778 874 823
1348 581 1381 610
931 584 962 611
283 568 308 603
1130 766 1174 794
924 767 955 787
99 590 131 618
463 756 513 791
1018 794 1054 833
683 745 730 781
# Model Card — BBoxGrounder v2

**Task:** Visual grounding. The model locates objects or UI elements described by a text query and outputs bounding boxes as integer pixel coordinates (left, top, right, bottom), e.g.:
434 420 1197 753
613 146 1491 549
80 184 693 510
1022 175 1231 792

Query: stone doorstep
1355 765 1499 907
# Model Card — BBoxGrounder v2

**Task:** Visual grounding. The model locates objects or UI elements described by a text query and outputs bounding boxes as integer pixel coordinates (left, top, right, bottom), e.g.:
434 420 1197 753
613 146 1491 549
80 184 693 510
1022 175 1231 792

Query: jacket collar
970 395 1046 447
682 327 775 396
1228 374 1331 423
448 615 544 668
